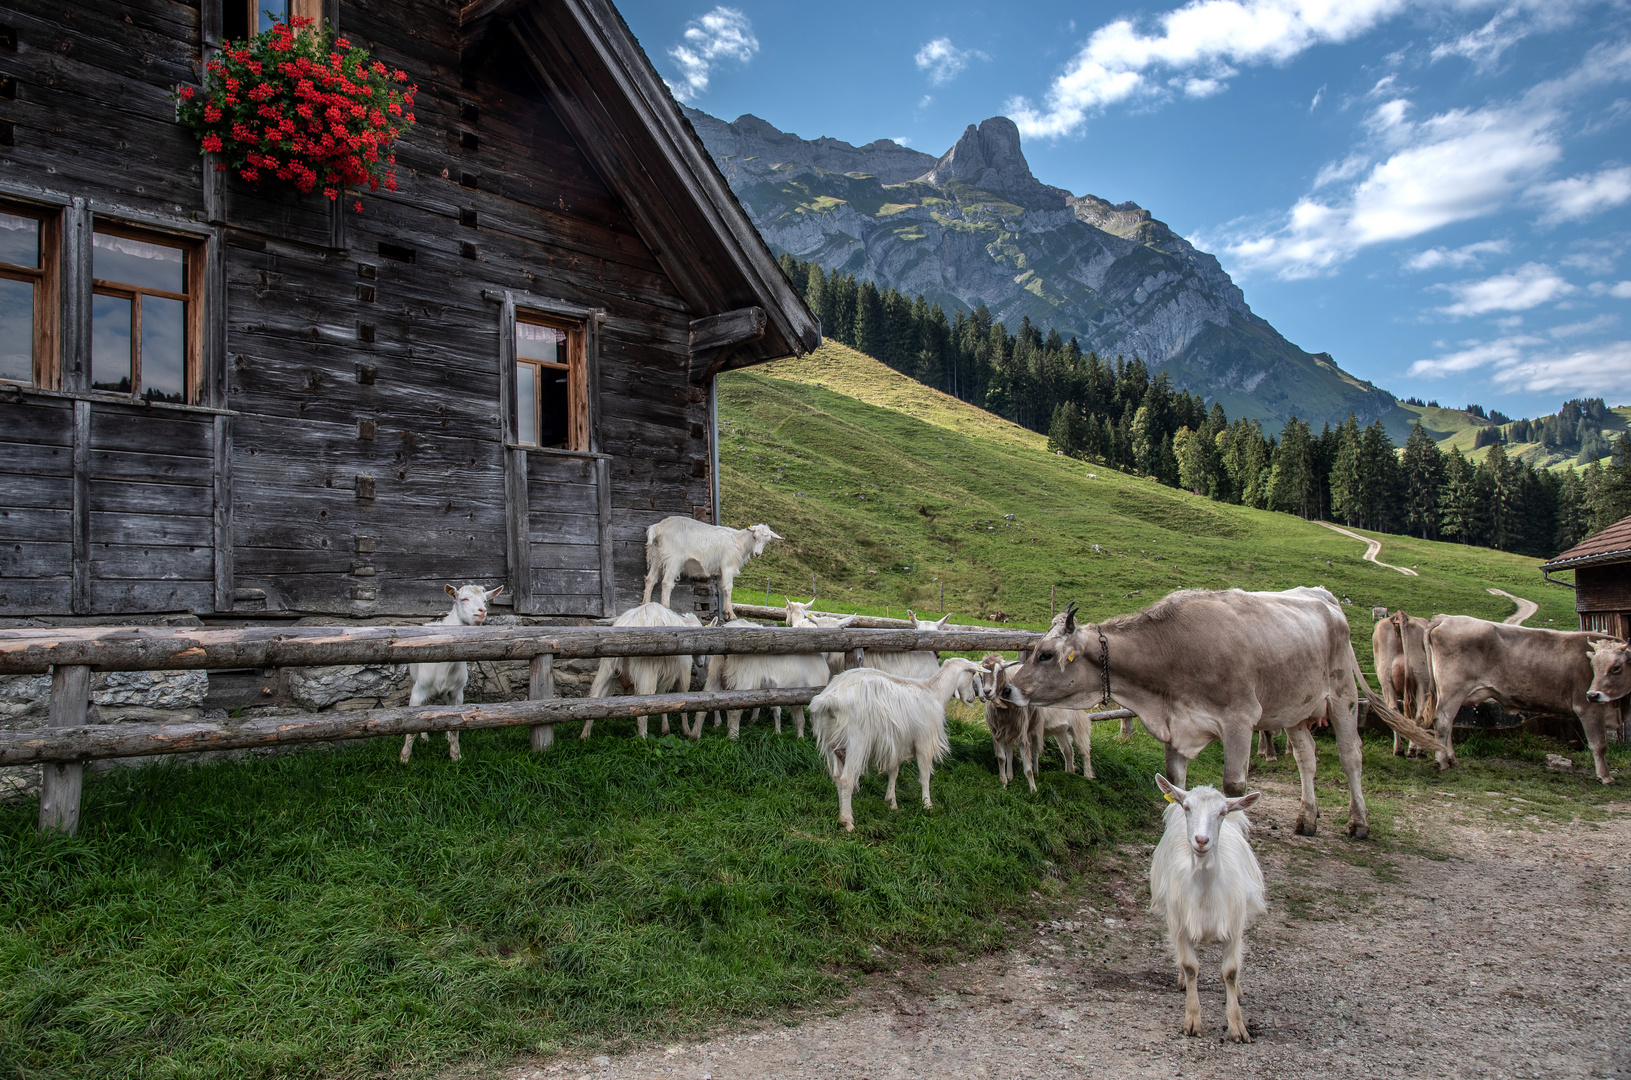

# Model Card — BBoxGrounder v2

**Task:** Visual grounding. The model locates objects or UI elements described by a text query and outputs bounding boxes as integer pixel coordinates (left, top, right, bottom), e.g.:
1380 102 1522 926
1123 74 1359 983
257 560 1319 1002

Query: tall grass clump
0 718 1162 1078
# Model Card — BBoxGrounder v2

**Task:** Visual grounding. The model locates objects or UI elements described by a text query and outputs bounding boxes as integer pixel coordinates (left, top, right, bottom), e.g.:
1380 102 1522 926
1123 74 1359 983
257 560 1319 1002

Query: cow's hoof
1222 780 1248 797
1348 822 1369 840
1183 1014 1203 1037
1294 817 1317 837
1227 1026 1252 1044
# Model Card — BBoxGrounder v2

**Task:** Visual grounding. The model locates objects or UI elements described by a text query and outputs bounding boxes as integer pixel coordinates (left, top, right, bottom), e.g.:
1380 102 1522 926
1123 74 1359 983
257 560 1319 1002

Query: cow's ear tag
1065 648 1076 662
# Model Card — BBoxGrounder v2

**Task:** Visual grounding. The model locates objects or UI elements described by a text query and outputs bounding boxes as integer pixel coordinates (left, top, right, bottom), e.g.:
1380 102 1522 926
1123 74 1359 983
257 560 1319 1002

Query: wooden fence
0 619 1043 835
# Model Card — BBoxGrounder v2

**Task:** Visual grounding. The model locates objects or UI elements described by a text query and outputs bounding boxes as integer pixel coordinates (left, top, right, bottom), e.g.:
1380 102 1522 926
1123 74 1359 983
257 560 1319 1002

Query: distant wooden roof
462 0 820 374
1542 514 1631 570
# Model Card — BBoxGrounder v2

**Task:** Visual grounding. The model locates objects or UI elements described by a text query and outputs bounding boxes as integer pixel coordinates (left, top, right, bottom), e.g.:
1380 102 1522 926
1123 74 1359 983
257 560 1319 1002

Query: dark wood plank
0 473 75 511
0 439 74 478
0 541 74 578
88 479 215 516
88 579 215 614
0 577 73 616
213 414 233 611
71 400 89 614
0 400 75 445
89 510 214 547
88 449 214 485
89 409 214 457
89 543 213 582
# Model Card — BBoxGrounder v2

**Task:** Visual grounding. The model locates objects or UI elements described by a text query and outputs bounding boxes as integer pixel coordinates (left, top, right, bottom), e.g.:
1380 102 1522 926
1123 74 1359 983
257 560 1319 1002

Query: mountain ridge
685 107 1398 432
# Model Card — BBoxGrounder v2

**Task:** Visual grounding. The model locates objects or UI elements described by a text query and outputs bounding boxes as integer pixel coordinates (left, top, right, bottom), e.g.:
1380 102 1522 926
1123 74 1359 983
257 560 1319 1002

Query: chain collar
1095 624 1112 709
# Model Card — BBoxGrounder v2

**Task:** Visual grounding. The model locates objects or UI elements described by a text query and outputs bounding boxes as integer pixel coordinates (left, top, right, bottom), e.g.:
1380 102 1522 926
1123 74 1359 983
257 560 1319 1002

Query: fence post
40 664 90 834
529 653 555 752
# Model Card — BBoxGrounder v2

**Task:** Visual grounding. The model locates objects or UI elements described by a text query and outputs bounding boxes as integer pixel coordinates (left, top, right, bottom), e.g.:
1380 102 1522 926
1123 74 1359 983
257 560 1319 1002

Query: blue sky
616 0 1631 421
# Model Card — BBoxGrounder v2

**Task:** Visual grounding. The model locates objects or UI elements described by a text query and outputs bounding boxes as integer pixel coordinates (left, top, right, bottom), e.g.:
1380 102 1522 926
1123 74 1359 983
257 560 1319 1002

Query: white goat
785 598 855 677
401 584 502 764
1150 775 1266 1043
702 604 854 738
860 609 950 679
580 602 702 740
809 657 981 831
975 655 1095 789
642 516 781 619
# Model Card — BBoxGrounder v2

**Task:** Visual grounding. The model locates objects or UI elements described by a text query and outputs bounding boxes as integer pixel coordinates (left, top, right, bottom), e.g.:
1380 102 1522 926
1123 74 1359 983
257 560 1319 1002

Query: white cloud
1007 0 1419 137
916 38 976 86
666 7 759 102
1409 334 1631 397
1528 166 1631 225
1550 314 1619 337
1309 84 1325 112
1431 2 1588 68
1404 238 1511 272
1313 153 1369 189
1223 101 1560 278
1437 263 1575 317
1589 280 1631 297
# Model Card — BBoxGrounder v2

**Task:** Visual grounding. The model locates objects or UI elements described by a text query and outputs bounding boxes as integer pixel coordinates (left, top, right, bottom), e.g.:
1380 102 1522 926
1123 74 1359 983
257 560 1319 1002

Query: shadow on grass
0 717 1164 1079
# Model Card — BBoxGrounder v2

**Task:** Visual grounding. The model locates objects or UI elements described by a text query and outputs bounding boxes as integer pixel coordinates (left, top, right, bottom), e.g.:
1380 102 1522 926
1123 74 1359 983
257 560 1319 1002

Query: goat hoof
1602 775 1617 786
842 821 855 832
1294 817 1317 837
1348 821 1369 839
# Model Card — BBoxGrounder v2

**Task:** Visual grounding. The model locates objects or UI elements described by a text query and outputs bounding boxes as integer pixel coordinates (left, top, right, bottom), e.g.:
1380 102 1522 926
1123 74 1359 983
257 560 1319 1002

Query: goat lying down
809 657 981 831
401 584 502 764
1150 775 1266 1043
580 602 702 740
976 654 1095 789
642 516 780 619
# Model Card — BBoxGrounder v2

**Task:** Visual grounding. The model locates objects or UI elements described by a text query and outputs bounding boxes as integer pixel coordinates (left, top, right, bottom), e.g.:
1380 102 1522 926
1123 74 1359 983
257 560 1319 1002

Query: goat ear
1063 600 1078 634
906 609 917 624
445 584 458 597
1226 791 1261 813
1154 774 1185 801
835 614 859 628
484 586 503 600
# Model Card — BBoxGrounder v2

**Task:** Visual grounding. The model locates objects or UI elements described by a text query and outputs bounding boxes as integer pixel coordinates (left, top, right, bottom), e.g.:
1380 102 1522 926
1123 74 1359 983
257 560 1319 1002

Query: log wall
0 0 718 620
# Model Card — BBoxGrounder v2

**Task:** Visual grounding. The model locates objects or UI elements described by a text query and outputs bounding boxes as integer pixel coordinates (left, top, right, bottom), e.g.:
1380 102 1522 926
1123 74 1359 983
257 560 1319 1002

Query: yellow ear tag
1163 791 1177 803
1065 648 1076 662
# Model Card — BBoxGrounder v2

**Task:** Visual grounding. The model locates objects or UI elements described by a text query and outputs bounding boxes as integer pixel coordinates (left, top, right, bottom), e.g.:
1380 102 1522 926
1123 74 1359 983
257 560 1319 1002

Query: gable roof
1541 514 1631 571
462 0 819 374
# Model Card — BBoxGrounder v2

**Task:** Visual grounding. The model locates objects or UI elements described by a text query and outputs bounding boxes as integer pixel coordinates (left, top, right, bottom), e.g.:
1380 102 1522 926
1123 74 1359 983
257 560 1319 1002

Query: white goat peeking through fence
785 598 857 677
642 516 781 619
401 584 502 764
581 602 703 740
809 657 980 831
861 609 950 679
1150 775 1266 1043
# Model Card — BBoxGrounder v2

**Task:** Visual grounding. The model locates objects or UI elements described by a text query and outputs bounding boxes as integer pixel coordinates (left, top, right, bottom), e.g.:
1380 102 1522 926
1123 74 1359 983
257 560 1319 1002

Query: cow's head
1155 775 1259 861
445 583 503 625
748 524 782 557
1587 639 1631 704
1001 601 1097 709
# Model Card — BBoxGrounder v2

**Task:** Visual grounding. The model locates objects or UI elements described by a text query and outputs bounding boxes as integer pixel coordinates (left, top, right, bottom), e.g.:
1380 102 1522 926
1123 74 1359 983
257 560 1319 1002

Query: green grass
720 342 1578 671
0 719 1163 1079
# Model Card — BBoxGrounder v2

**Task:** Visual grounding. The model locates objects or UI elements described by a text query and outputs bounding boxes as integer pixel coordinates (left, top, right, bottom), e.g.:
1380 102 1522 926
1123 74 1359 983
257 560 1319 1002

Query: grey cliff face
684 108 1394 429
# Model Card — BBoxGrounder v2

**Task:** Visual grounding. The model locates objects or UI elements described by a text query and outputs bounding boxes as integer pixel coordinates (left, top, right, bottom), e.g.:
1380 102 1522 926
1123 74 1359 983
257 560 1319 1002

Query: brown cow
1001 587 1444 838
1423 616 1624 784
1373 610 1434 757
1588 639 1631 705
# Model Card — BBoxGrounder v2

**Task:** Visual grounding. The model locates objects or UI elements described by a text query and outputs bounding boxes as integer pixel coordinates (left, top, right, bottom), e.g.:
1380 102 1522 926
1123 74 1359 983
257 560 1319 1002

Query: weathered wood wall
0 0 718 620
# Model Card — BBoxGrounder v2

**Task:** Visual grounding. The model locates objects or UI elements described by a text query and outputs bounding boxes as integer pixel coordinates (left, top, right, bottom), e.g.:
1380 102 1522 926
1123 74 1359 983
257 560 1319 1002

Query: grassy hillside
718 342 1579 667
1389 400 1630 472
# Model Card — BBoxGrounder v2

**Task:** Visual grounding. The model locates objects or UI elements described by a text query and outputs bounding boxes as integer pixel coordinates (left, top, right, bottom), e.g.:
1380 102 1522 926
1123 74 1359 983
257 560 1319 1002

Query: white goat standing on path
810 657 981 831
1150 774 1266 1043
400 584 502 764
581 602 703 740
642 516 780 618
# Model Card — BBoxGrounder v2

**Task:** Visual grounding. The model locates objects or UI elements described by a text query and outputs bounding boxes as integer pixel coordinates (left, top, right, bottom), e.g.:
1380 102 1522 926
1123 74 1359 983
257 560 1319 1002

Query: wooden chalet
1541 514 1631 640
0 0 818 621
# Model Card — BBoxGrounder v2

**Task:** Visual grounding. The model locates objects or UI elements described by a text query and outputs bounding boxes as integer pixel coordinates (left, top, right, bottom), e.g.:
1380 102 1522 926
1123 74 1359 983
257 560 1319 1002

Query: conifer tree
1401 422 1444 539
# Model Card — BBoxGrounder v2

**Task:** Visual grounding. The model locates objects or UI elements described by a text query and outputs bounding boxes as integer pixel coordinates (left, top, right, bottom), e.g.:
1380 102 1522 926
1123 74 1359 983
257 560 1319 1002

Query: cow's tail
1358 679 1447 754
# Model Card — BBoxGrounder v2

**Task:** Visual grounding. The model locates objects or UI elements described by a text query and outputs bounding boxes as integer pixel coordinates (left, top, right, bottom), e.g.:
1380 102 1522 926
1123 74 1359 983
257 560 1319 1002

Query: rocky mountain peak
916 117 1066 209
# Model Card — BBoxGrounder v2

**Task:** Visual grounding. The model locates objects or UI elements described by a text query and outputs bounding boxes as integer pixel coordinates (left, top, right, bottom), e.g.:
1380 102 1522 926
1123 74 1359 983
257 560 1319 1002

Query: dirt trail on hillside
1320 521 1419 576
1487 587 1540 625
501 787 1631 1080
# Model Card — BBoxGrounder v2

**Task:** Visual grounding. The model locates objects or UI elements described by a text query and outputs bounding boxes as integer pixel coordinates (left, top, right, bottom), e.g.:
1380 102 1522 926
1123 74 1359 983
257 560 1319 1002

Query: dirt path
503 788 1631 1080
1319 521 1419 576
1487 587 1540 625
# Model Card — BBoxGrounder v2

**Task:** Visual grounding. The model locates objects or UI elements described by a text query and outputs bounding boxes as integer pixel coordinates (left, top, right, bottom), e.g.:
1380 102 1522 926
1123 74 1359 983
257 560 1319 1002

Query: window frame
513 309 588 453
88 223 205 405
0 199 60 390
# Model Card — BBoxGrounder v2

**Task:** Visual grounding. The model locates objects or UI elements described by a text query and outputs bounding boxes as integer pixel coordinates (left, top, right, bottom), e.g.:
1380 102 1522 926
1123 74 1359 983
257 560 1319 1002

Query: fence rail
5 620 1045 835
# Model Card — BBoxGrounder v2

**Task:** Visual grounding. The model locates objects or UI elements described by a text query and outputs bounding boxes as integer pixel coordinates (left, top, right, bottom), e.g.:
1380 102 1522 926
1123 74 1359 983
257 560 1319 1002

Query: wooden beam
39 665 90 832
0 624 1041 675
529 652 555 751
690 307 766 353
0 688 829 766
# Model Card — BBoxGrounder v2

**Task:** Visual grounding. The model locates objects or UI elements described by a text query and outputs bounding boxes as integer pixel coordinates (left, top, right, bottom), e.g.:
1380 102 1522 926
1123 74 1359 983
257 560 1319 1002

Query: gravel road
493 784 1631 1080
